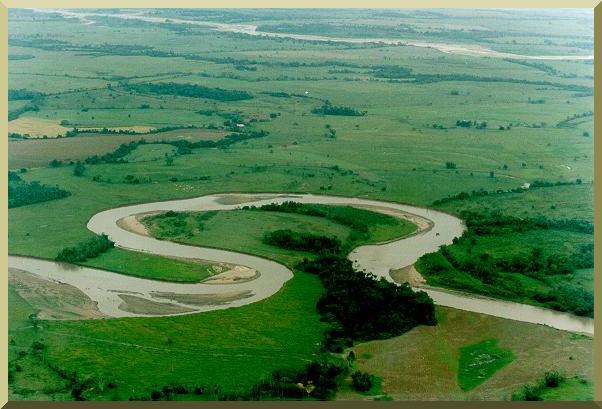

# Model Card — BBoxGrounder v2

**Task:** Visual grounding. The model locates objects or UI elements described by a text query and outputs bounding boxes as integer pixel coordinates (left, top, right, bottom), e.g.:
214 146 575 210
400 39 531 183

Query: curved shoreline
8 192 594 334
30 9 594 61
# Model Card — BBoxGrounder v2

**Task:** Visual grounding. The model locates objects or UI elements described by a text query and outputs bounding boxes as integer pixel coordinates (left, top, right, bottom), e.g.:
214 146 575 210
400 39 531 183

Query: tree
165 155 174 166
74 161 85 177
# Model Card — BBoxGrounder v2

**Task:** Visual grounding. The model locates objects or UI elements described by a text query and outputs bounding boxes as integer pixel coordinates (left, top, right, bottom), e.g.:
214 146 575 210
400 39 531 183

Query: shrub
56 234 114 263
351 371 373 392
544 371 563 388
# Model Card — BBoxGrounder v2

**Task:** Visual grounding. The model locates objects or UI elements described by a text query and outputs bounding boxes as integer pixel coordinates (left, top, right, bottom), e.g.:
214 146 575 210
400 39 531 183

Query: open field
142 206 415 267
9 128 227 169
338 307 593 401
7 8 594 401
8 117 71 138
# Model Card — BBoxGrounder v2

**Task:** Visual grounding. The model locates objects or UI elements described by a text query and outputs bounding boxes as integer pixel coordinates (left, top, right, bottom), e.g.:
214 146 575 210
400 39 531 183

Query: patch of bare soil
202 265 259 284
151 290 254 306
116 212 160 236
390 264 427 287
117 294 196 315
9 268 106 320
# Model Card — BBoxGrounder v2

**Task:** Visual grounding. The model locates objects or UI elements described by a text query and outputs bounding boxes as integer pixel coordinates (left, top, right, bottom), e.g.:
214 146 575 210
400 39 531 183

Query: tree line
263 229 342 254
311 101 366 117
432 179 585 206
76 130 268 166
126 82 253 101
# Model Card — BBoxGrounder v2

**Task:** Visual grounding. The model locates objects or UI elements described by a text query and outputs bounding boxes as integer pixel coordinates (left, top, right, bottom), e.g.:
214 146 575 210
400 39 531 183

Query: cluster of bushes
247 359 346 400
351 371 374 392
455 119 488 129
131 359 347 401
126 82 253 101
370 65 412 79
55 234 114 263
263 229 342 255
143 210 217 239
511 371 566 401
8 171 71 208
311 101 366 117
298 255 436 351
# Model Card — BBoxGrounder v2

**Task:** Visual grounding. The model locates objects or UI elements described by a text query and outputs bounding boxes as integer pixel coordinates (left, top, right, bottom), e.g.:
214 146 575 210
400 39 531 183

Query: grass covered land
9 270 327 400
338 307 593 401
417 183 594 316
84 248 218 283
457 339 514 391
142 204 415 266
8 8 593 401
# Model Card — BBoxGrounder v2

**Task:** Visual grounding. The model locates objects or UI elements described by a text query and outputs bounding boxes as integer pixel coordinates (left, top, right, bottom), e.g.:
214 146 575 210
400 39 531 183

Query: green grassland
457 339 515 391
142 206 415 266
416 183 594 316
7 8 594 401
84 248 217 283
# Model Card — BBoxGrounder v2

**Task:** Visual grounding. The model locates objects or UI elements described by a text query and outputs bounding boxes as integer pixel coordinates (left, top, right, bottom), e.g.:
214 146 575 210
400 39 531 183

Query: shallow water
8 193 594 334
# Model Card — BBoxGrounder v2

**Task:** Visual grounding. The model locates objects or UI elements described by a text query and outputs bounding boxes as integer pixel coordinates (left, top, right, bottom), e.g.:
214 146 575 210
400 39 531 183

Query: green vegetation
83 248 217 283
8 7 593 402
143 204 433 355
299 255 436 351
351 371 375 392
457 339 514 391
511 371 592 401
243 201 416 249
126 82 253 101
422 181 594 318
8 171 71 208
55 234 114 263
9 271 327 400
311 101 366 116
263 229 342 254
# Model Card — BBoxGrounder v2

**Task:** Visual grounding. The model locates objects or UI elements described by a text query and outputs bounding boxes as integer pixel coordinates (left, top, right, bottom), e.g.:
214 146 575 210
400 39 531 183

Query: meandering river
8 193 593 334
30 9 594 61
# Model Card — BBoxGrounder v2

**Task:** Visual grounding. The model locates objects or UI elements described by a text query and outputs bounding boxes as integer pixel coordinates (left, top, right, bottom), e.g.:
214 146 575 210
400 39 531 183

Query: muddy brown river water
8 193 593 334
